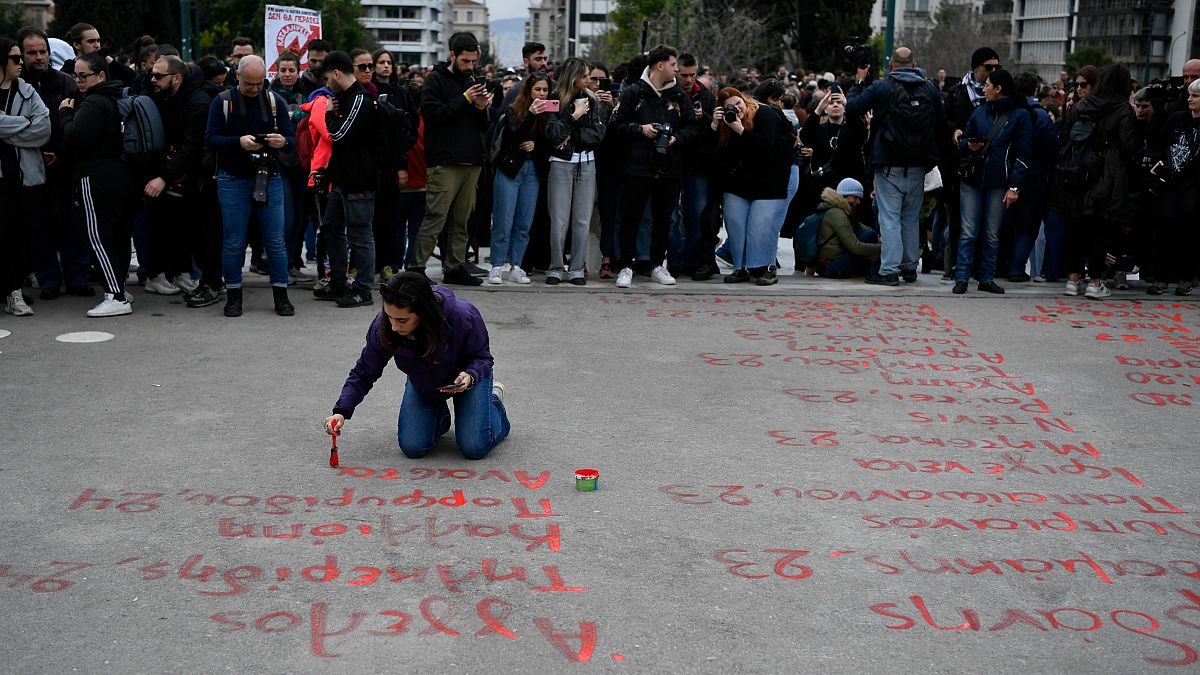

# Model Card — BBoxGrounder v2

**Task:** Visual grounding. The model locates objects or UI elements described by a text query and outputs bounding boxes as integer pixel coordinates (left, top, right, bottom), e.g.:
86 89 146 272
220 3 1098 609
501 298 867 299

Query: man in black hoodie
17 26 93 300
145 55 223 305
312 50 378 308
409 32 492 286
59 52 135 317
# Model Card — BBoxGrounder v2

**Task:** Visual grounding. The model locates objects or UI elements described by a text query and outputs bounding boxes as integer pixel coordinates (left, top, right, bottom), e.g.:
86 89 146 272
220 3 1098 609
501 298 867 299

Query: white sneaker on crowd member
173 273 199 294
615 267 634 289
492 381 506 403
87 293 133 317
145 274 181 295
650 266 676 286
488 266 504 285
289 266 315 284
508 266 530 285
1084 282 1111 299
4 290 33 316
1063 279 1081 296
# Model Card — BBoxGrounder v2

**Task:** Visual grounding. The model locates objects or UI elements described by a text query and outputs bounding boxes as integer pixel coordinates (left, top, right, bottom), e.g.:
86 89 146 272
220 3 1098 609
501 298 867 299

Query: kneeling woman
324 272 510 459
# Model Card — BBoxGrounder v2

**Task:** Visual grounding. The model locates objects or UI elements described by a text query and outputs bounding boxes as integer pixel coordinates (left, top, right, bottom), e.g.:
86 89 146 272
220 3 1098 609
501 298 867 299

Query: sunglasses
355 63 372 71
8 54 22 64
1075 81 1090 87
149 72 172 80
983 63 1002 71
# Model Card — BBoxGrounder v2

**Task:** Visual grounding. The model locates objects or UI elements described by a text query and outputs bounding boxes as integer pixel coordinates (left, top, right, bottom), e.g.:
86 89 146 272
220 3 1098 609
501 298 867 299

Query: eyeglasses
73 71 97 81
983 63 1002 71
355 63 371 72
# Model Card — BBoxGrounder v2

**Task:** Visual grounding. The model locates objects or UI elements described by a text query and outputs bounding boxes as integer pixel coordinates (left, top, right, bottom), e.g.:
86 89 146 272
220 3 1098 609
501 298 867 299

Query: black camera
722 104 738 123
651 122 672 156
844 38 874 69
1143 76 1185 104
251 152 271 205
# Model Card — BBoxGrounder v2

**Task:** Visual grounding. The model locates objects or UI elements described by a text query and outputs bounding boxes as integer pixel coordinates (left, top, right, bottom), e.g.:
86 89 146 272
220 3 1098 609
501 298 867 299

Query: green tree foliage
1065 44 1112 72
1 4 29 39
50 0 179 57
595 0 872 74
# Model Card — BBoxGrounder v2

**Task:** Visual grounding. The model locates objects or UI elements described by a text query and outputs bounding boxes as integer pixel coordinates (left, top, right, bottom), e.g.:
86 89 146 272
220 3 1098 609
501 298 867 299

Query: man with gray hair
842 47 947 286
206 54 297 317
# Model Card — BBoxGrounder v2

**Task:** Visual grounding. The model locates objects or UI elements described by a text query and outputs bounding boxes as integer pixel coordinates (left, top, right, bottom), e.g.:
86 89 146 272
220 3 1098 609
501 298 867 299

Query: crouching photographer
205 55 298 317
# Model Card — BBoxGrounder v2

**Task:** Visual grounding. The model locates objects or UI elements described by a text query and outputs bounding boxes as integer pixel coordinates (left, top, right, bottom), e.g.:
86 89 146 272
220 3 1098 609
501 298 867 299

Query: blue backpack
792 211 828 265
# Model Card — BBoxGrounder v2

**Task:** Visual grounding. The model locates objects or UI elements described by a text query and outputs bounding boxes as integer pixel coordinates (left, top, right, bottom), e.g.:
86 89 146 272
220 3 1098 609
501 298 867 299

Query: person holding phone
489 72 551 285
325 271 510 460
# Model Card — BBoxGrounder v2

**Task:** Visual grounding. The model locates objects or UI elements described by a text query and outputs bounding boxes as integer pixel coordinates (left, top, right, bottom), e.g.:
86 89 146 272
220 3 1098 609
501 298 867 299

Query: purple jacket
333 287 493 418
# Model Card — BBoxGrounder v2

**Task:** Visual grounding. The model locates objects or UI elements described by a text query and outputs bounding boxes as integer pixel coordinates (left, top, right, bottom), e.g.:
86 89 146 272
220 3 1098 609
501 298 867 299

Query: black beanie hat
971 47 1000 70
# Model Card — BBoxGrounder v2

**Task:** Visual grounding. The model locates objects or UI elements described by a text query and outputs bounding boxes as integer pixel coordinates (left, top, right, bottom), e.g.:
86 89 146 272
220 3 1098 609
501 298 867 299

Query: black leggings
1062 215 1117 279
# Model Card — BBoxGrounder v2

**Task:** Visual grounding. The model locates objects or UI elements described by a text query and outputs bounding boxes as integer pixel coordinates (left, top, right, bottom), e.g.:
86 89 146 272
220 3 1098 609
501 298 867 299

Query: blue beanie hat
836 178 864 199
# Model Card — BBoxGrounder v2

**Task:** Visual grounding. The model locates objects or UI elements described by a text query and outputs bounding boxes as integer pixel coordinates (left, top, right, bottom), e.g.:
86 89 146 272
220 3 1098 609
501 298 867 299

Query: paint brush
329 428 339 468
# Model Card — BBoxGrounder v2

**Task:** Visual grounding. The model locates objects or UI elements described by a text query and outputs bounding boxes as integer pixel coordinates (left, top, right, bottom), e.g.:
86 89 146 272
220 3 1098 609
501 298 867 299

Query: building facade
525 0 615 60
447 0 494 60
359 0 447 68
0 0 52 30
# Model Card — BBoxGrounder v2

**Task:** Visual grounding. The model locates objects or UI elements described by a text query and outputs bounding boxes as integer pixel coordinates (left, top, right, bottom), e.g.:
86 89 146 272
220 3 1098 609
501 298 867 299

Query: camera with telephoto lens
652 122 673 156
251 152 270 205
1143 76 1185 104
844 38 874 69
722 104 738 124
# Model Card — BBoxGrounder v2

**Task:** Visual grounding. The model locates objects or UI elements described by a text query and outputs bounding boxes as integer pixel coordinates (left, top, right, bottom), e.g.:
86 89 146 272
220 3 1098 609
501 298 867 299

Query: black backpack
375 93 416 169
1052 113 1107 190
881 76 936 165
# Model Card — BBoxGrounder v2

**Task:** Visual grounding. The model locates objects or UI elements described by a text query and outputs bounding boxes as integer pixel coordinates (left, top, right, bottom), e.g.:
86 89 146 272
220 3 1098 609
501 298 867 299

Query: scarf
961 72 985 107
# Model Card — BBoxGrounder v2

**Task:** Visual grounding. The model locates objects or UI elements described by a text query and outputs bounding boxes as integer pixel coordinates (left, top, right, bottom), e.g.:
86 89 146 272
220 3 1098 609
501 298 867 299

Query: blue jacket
1025 97 1059 189
845 68 946 169
958 96 1033 189
333 286 494 418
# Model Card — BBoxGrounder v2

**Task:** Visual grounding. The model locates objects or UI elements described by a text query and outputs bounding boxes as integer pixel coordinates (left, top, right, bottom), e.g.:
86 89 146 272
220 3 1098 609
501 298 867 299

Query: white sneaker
87 292 133 317
4 290 33 316
173 273 199 294
488 266 504 285
615 267 633 288
1063 280 1081 296
145 274 181 295
508 265 531 284
1084 282 1111 299
492 381 506 403
650 265 676 285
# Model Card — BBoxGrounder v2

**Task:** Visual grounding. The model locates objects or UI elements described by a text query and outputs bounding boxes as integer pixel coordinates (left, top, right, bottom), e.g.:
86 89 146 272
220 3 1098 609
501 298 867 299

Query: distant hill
490 17 527 69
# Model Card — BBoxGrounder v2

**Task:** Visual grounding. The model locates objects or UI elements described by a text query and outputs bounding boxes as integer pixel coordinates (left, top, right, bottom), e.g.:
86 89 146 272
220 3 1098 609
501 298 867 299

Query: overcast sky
486 0 530 22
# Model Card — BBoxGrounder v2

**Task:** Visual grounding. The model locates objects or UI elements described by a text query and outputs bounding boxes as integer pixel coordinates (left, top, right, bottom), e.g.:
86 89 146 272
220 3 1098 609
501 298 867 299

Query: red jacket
299 96 333 188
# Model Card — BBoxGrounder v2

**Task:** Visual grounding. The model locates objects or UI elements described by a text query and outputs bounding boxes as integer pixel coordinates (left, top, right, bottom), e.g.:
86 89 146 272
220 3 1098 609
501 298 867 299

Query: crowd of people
3 22 1199 318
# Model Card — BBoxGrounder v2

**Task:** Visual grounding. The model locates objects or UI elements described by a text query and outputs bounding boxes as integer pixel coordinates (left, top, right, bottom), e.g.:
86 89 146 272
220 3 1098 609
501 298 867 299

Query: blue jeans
874 167 925 276
822 228 880 278
956 184 1006 284
281 173 307 267
326 187 376 289
723 190 791 270
218 171 289 288
670 172 709 269
491 161 538 267
1007 180 1048 277
397 372 511 460
30 183 91 288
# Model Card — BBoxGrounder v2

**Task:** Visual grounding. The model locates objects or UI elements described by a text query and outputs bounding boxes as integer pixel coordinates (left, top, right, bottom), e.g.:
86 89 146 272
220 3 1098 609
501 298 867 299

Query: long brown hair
377 272 444 358
511 72 550 128
716 87 758 148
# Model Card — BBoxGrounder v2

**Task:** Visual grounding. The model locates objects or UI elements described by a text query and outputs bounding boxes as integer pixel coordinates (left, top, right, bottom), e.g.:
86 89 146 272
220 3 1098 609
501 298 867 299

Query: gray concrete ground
1 264 1198 674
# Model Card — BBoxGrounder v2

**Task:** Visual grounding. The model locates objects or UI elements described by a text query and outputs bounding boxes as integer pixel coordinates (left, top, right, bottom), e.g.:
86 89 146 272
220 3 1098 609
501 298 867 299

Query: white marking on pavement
55 331 114 343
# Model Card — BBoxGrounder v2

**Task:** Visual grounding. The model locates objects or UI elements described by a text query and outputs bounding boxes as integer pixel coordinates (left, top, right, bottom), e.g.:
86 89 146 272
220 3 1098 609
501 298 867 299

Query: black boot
224 288 243 317
273 287 295 316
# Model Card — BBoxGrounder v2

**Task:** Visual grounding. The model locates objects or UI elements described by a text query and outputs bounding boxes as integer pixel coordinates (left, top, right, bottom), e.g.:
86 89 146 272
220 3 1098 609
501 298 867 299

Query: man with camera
205 55 297 317
408 32 492 286
673 52 720 281
844 47 947 286
610 44 699 288
311 50 378 308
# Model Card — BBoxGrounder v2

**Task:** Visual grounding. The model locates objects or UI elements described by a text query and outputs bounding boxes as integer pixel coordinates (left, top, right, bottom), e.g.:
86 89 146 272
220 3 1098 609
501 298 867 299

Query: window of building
401 29 423 43
384 7 400 18
378 29 401 43
467 10 475 22
402 6 421 19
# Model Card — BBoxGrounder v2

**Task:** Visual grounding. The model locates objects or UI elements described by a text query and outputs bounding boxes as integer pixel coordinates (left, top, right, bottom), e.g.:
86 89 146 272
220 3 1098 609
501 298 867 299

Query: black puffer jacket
156 66 217 187
421 61 490 167
59 79 125 177
543 92 606 160
609 70 699 178
1049 94 1137 221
